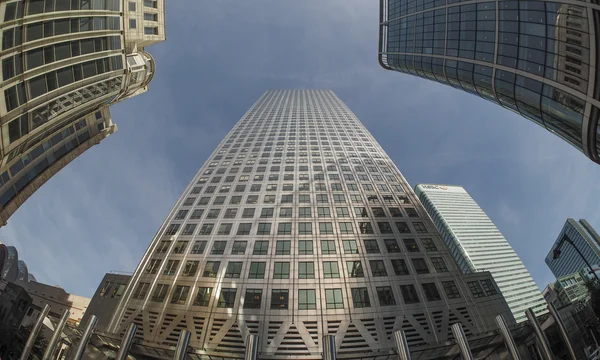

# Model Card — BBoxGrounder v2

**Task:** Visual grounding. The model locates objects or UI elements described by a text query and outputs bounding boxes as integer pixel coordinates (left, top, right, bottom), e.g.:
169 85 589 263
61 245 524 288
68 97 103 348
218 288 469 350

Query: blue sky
2 0 600 298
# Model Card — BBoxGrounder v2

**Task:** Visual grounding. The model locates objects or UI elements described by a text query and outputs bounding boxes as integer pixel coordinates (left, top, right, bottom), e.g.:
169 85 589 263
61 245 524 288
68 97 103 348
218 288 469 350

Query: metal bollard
42 309 70 360
72 315 97 360
244 334 259 360
496 315 520 360
323 335 336 360
173 329 190 360
393 330 412 360
115 323 138 360
547 303 576 360
20 304 50 360
451 323 474 360
525 308 553 360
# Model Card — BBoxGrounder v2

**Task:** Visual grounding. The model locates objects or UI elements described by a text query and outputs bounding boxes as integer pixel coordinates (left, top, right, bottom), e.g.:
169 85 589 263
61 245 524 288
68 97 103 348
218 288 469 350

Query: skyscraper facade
0 0 166 225
545 218 600 278
110 90 513 358
415 184 547 323
379 0 600 164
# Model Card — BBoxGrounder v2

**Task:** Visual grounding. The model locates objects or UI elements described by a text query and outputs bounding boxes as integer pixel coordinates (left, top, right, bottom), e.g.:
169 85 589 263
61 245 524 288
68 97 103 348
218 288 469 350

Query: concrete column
393 330 411 360
115 323 137 360
496 315 520 360
173 329 190 360
20 304 50 360
72 315 97 360
323 335 336 360
451 323 474 360
42 309 70 360
525 308 553 360
244 334 259 360
547 303 576 360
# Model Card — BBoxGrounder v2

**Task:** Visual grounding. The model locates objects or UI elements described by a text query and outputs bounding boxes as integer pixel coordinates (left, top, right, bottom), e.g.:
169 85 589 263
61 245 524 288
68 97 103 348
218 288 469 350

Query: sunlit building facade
415 184 547 323
379 0 600 164
110 90 513 358
0 0 166 225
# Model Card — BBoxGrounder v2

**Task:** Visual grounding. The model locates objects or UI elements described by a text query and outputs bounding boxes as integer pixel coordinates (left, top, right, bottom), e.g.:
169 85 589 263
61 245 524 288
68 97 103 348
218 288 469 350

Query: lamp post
552 234 600 283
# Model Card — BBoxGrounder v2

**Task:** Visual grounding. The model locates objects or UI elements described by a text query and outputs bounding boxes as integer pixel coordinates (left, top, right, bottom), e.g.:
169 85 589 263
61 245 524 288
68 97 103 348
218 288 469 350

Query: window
412 258 429 274
225 262 242 278
355 207 368 217
256 223 271 235
170 285 190 305
413 222 427 233
372 207 386 217
390 259 410 276
347 261 364 277
325 289 344 309
211 241 226 255
298 262 315 279
351 288 371 308
165 224 180 235
151 284 169 303
278 223 292 235
247 195 258 204
363 239 380 254
422 238 437 252
481 279 498 295
299 207 311 218
231 241 247 255
395 222 411 233
229 196 241 204
298 240 313 255
203 261 220 277
194 287 212 306
279 208 292 218
198 197 210 205
370 260 387 277
403 239 420 252
317 207 331 217
376 286 396 306
431 257 448 273
182 261 199 276
336 207 350 217
389 208 403 217
129 19 136 28
422 283 442 302
191 209 204 219
321 240 336 255
248 262 266 279
156 241 171 254
316 194 329 203
275 241 291 255
333 194 346 203
273 262 290 279
217 288 237 308
198 224 214 235
243 289 262 309
298 222 312 235
339 222 353 234
132 283 150 300
270 289 289 309
163 260 179 275
442 281 461 299
191 241 207 254
217 223 232 235
260 208 274 218
468 281 486 298
384 239 401 253
281 195 293 203
319 222 334 234
298 289 317 310
237 223 252 235
253 241 268 255
378 222 393 234
400 285 420 304
343 240 358 254
323 261 340 278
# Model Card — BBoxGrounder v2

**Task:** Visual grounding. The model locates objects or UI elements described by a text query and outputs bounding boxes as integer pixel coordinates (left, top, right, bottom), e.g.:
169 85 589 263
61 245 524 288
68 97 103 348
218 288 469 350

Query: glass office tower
379 0 600 164
0 0 166 225
415 184 547 323
110 90 513 358
545 218 600 278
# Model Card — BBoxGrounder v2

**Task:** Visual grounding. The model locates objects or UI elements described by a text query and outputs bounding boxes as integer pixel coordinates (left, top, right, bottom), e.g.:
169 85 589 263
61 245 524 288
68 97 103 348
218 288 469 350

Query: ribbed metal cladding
111 90 514 358
379 0 600 165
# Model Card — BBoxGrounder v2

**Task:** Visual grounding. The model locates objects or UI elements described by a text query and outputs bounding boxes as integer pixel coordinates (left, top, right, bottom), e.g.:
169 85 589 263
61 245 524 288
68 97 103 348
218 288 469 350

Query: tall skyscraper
545 218 600 278
0 0 165 225
415 184 547 323
109 90 513 358
379 0 600 164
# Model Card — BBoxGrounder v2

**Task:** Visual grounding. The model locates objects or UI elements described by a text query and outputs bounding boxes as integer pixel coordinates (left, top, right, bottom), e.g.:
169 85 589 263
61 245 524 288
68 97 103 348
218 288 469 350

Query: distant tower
110 90 513 358
379 0 600 164
0 0 166 224
545 218 600 278
415 184 547 323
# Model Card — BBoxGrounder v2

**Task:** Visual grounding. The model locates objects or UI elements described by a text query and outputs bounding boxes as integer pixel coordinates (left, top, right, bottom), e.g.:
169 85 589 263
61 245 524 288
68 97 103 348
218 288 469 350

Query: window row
198 172 402 184
182 194 410 208
4 0 120 22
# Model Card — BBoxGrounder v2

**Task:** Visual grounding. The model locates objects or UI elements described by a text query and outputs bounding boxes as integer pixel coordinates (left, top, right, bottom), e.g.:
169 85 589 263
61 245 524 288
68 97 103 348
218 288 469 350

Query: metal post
323 335 336 360
496 315 521 360
42 309 70 360
115 323 137 360
20 304 51 360
525 308 553 360
451 323 474 360
173 329 190 360
72 315 97 360
547 303 576 360
393 330 412 360
244 334 259 360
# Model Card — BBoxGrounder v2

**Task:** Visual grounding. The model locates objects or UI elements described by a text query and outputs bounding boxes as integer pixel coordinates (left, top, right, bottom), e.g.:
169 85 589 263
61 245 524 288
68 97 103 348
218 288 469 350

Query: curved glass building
0 0 165 225
379 0 600 164
110 90 513 358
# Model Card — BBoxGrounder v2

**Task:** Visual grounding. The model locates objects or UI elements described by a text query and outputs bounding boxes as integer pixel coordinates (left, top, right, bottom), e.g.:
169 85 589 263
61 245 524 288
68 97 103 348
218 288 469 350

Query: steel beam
20 304 50 360
115 323 138 360
42 309 70 360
